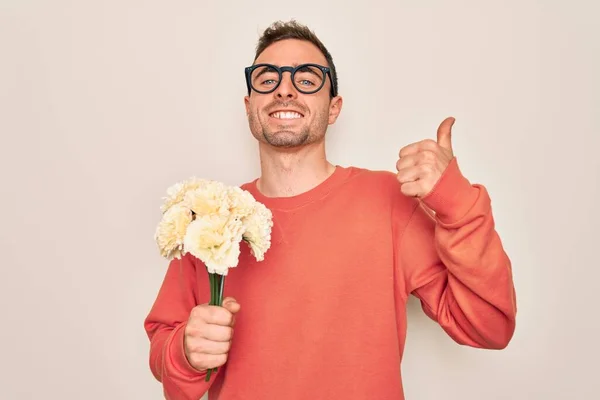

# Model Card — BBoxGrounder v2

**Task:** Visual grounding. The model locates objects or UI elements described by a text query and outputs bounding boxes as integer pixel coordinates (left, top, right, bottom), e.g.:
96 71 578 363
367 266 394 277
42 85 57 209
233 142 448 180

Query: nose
274 72 297 100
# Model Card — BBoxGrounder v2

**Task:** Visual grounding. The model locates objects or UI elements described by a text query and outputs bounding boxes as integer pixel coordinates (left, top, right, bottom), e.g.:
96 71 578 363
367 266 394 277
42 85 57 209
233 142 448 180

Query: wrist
421 157 479 224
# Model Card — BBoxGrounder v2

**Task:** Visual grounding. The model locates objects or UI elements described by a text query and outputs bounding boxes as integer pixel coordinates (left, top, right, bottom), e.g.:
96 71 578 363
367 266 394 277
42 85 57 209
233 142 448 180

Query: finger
209 307 235 326
399 139 438 158
192 305 234 327
188 337 232 355
399 181 424 197
201 324 234 342
396 150 438 172
396 167 421 184
397 163 436 183
396 154 418 171
436 116 455 151
188 353 228 371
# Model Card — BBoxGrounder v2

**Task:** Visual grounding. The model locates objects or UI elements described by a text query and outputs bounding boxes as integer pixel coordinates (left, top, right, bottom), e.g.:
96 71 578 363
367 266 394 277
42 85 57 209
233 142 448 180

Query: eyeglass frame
244 63 338 98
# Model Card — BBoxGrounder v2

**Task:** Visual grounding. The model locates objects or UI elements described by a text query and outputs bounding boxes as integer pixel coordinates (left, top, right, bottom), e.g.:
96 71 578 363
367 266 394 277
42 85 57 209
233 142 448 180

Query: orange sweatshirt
144 158 517 400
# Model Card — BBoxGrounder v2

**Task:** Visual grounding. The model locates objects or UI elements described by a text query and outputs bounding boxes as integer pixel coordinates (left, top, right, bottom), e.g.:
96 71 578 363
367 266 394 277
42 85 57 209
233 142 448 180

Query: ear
244 95 250 116
327 95 343 125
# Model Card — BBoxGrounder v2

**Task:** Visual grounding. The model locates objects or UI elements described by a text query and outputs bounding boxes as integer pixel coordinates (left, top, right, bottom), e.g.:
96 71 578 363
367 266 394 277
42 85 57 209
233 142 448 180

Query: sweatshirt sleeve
396 157 517 349
143 254 219 399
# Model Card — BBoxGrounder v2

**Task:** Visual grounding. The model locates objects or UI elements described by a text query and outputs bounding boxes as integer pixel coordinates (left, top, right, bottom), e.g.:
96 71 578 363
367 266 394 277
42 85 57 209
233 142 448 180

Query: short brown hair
253 20 339 97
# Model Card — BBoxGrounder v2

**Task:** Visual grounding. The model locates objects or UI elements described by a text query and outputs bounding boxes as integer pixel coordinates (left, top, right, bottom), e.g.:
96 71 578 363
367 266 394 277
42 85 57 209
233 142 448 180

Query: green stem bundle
205 271 225 382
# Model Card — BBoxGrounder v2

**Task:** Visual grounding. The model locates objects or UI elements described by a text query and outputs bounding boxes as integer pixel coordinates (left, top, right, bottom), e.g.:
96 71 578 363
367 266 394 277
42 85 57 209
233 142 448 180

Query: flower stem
205 271 226 382
212 273 217 305
218 274 225 305
214 273 219 305
206 271 215 382
208 272 215 305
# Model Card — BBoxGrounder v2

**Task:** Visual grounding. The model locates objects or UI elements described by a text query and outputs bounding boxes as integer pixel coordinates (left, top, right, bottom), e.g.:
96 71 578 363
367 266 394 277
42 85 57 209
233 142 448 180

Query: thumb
222 296 241 314
436 116 455 151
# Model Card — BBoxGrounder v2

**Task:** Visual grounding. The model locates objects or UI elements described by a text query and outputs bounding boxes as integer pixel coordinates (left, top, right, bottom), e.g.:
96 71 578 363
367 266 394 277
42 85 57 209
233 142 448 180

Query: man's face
244 39 342 148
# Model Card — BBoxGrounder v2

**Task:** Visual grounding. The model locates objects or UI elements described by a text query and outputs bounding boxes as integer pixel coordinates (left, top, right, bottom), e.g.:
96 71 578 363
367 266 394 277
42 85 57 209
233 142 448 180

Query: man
144 20 517 400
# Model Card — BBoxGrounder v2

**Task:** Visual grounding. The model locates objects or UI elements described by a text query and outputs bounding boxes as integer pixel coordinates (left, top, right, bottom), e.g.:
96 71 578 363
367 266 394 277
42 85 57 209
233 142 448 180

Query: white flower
226 186 257 219
242 202 273 261
160 177 209 213
184 181 230 218
183 213 245 275
154 203 193 260
155 176 274 275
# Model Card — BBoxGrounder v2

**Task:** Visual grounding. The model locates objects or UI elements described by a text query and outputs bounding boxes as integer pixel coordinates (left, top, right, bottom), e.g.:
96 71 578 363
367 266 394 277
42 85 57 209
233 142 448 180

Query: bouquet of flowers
154 176 273 380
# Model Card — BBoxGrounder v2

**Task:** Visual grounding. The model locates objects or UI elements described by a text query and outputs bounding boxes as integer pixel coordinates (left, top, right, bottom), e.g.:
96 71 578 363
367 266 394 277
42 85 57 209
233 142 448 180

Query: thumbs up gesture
396 117 456 198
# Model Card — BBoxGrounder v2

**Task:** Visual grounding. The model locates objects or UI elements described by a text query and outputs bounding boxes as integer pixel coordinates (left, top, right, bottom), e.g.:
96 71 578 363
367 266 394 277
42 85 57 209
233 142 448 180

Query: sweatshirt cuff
420 157 479 224
168 322 207 379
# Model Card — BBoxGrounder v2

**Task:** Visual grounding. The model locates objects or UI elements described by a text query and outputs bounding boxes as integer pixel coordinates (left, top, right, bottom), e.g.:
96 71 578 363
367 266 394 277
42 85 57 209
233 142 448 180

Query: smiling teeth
271 111 302 119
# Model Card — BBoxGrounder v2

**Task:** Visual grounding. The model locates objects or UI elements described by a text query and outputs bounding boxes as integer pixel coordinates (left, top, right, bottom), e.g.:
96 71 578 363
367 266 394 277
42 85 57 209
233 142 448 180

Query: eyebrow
253 65 278 80
296 65 321 77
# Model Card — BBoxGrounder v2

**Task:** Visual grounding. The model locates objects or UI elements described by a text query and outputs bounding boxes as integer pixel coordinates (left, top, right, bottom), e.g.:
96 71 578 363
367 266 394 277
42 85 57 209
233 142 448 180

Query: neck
255 141 336 198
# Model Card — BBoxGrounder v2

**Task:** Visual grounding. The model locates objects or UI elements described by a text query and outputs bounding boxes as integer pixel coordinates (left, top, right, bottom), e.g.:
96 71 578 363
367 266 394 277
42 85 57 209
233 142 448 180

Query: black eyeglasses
245 63 337 97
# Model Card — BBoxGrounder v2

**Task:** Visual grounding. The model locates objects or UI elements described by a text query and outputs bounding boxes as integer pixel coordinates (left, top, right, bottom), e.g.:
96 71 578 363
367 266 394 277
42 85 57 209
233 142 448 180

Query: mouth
268 110 304 120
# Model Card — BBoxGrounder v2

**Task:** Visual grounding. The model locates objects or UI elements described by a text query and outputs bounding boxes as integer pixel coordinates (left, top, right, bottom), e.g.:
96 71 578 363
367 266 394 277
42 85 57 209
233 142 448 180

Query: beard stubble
248 100 329 148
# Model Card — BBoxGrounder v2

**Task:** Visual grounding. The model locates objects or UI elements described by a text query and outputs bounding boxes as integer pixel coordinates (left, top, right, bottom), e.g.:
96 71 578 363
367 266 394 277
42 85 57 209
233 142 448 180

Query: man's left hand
396 117 456 198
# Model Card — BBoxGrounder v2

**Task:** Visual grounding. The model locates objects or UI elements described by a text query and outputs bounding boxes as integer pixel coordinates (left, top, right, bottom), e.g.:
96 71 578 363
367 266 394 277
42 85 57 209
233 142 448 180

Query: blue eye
296 79 317 88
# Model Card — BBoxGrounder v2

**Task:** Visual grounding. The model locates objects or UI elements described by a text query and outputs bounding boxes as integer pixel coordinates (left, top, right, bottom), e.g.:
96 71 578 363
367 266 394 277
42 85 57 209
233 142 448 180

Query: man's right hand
183 296 240 372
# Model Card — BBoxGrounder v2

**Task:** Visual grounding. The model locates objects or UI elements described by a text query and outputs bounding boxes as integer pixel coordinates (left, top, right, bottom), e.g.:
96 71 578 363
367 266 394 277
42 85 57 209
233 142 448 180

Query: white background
1 0 598 399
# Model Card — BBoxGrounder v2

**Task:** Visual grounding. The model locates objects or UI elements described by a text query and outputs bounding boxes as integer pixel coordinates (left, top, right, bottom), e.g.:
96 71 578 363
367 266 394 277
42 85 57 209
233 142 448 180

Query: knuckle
189 353 205 369
225 326 234 340
220 309 233 324
201 325 215 340
226 311 235 325
221 309 233 324
213 326 231 342
207 324 230 341
188 342 200 356
189 307 200 319
185 323 202 338
214 326 232 341
421 150 434 162
193 339 209 354
207 306 219 319
211 308 231 325
211 341 230 355
185 334 201 350
191 305 208 321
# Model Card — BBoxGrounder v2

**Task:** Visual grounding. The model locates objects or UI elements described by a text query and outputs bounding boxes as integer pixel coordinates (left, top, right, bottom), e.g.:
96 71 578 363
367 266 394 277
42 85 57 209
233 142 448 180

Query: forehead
254 39 328 67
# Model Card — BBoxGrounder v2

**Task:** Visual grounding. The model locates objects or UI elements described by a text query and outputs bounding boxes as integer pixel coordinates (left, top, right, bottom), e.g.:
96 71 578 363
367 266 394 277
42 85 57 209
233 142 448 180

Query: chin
263 130 310 148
